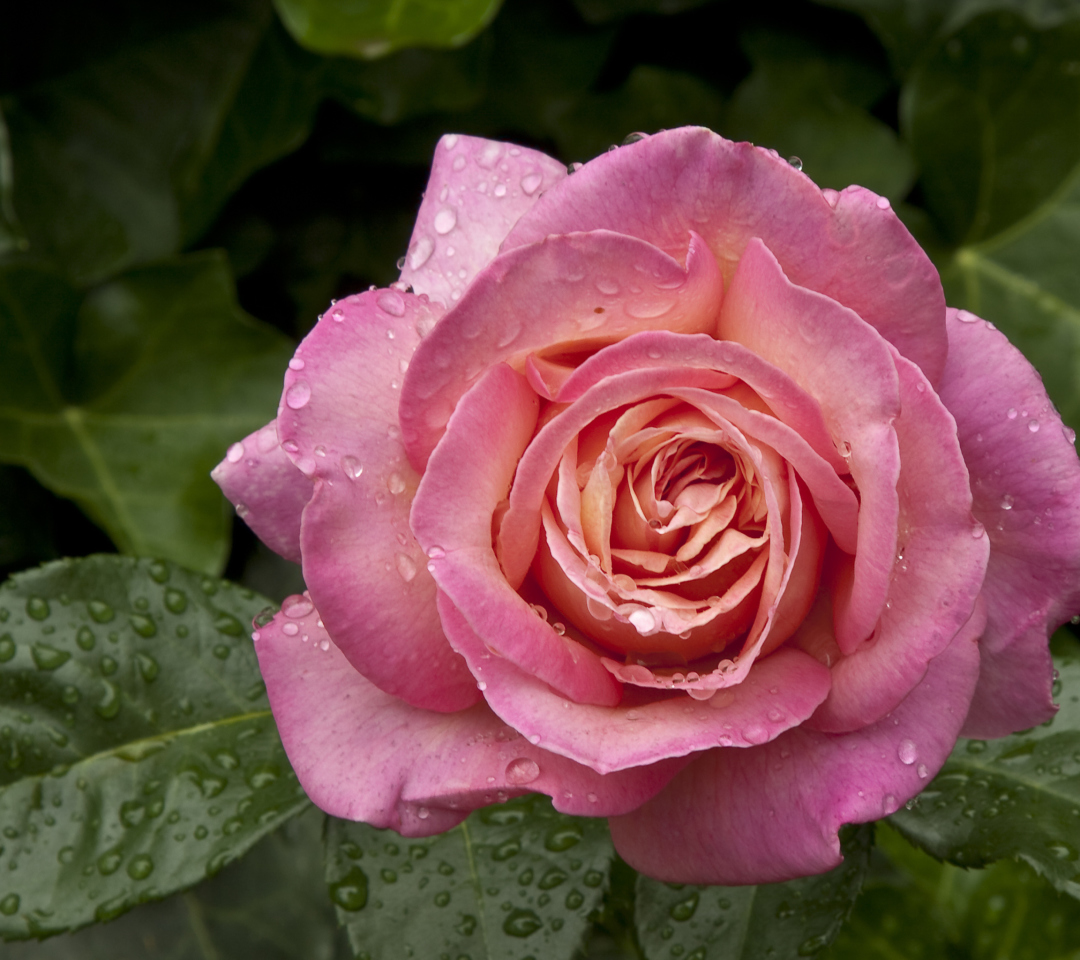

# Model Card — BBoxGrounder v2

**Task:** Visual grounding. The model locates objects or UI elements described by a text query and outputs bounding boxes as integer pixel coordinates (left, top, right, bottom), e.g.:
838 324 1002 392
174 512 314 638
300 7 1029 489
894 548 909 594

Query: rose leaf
634 824 873 960
902 10 1080 246
0 253 293 574
0 556 310 940
270 0 504 59
888 634 1080 897
325 795 614 960
3 4 321 287
827 822 1080 958
0 808 349 959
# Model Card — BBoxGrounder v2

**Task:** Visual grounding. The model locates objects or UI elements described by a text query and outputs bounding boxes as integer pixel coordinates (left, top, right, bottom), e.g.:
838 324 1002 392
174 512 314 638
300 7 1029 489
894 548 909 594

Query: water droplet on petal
876 196 891 209
388 473 406 495
226 442 244 463
285 381 311 410
787 156 803 171
427 546 446 559
1001 494 1015 511
882 793 899 815
433 208 457 234
396 554 417 582
505 757 540 785
971 521 986 539
342 457 363 480
408 236 435 271
444 134 460 150
520 172 543 195
956 309 979 323
628 609 656 634
452 155 466 171
917 763 929 779
1007 407 1018 420
493 183 507 198
1028 419 1040 433
283 596 314 618
377 291 406 316
898 739 917 764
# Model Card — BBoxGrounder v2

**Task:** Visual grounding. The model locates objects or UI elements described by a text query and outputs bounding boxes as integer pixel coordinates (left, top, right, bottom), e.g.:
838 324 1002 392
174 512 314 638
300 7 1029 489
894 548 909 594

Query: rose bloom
215 128 1080 884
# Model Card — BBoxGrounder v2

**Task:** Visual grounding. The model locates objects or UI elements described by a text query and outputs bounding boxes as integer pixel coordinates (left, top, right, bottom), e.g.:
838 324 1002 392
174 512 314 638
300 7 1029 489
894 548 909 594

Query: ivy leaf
325 795 613 960
902 10 1080 245
270 0 504 58
3 2 320 286
0 809 350 960
725 31 915 201
888 636 1080 896
635 825 873 960
939 162 1080 431
0 556 310 940
825 823 1080 959
0 252 293 574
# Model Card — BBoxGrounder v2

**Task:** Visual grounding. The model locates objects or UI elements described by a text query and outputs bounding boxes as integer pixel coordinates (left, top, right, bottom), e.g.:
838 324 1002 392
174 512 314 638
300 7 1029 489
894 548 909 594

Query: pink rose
214 128 1080 884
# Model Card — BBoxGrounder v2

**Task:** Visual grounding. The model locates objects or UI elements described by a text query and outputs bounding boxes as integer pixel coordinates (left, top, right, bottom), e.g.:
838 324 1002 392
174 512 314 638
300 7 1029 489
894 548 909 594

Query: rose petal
399 134 567 308
256 602 680 829
276 289 479 713
805 349 988 731
503 127 947 385
609 601 983 884
938 308 1080 737
211 419 311 563
719 238 901 655
438 592 831 774
400 230 723 470
411 362 623 707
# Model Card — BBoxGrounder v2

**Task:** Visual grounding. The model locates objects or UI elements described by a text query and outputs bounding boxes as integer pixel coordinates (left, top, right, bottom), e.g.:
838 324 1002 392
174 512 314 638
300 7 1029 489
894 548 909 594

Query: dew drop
493 183 507 198
505 757 540 785
329 866 369 911
387 473 406 495
426 546 446 559
971 521 986 539
787 156 803 171
408 236 435 271
956 309 979 323
1028 419 1040 433
226 442 245 464
628 609 656 634
882 793 899 815
1007 407 1018 420
1000 494 1015 511
520 172 543 195
282 622 299 636
377 291 406 317
285 381 311 410
341 456 363 480
396 554 418 583
898 739 918 764
876 196 891 209
917 763 929 779
283 596 314 618
433 207 457 234
26 597 49 621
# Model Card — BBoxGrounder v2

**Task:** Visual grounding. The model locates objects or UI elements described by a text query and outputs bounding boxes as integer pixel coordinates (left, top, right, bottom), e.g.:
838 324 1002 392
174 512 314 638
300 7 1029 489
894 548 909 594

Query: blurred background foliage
3 0 1080 956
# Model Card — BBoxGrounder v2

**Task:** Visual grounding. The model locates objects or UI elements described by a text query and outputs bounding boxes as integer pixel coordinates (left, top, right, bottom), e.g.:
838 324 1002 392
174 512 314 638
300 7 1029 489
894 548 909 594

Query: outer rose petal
503 128 947 386
939 308 1080 736
400 230 723 469
438 593 832 775
211 420 311 563
255 601 680 829
399 135 567 308
277 290 479 713
806 350 988 731
610 599 984 885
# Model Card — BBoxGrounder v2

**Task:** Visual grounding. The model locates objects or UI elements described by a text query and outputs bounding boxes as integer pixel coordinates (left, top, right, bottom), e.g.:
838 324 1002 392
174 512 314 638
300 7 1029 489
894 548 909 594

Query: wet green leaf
0 556 309 940
825 823 1080 959
902 10 1080 244
0 253 292 573
635 825 873 960
725 31 915 200
3 2 320 286
889 637 1080 897
0 808 347 960
271 0 504 58
326 794 614 960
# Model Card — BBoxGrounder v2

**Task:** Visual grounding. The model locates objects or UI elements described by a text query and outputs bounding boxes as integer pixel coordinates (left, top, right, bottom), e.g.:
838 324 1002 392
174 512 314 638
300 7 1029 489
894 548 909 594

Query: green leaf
0 556 309 939
0 808 350 959
940 160 1080 432
635 825 873 960
0 252 293 574
888 637 1080 896
325 795 614 959
816 0 1080 76
3 2 320 286
271 0 504 58
550 66 725 163
825 824 1080 959
902 10 1080 245
724 31 915 200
